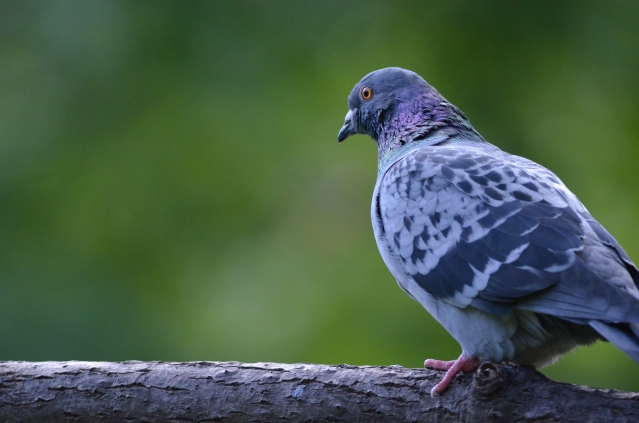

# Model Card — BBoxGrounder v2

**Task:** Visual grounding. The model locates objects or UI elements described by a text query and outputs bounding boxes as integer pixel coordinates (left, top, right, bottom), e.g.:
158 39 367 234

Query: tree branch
0 360 638 422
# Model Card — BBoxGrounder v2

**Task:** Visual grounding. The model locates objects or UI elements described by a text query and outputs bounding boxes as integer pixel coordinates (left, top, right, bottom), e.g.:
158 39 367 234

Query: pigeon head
337 68 484 164
337 68 433 142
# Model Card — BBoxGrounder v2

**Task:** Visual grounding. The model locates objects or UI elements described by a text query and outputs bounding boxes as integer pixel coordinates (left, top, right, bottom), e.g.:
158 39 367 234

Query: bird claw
425 354 480 396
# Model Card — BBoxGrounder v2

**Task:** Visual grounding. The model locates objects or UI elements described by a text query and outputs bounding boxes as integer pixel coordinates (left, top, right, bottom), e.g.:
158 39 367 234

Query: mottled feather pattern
377 141 586 312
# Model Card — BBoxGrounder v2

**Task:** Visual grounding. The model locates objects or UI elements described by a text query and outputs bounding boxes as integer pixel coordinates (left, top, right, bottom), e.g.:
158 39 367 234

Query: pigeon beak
337 110 355 143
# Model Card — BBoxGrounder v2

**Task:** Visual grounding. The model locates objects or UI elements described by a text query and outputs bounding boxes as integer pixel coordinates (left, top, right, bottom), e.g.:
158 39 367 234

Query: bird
337 67 639 396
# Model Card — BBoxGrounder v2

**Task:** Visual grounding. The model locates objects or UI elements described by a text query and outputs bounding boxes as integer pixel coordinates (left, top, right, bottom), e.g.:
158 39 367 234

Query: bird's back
372 138 639 366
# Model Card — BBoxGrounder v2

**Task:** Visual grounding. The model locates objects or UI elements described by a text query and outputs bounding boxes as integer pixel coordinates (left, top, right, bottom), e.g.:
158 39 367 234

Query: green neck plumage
377 128 485 174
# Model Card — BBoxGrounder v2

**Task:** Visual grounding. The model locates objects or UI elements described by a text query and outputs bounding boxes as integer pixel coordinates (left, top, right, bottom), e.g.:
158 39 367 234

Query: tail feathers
589 321 639 363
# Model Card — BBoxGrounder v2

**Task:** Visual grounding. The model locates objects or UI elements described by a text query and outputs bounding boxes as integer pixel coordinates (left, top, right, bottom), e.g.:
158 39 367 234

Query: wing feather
377 141 639 324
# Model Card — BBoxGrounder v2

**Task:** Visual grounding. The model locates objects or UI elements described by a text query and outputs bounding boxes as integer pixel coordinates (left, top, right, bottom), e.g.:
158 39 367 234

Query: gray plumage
337 67 639 394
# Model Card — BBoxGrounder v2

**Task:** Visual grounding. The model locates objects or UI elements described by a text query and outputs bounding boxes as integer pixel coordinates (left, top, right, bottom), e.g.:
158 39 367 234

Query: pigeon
337 67 639 396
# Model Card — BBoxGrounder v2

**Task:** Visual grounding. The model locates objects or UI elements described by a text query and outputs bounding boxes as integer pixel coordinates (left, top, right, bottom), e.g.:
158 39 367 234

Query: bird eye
361 87 373 101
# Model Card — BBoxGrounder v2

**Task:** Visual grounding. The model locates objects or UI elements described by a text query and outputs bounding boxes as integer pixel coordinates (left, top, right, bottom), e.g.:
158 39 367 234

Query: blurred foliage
1 0 639 391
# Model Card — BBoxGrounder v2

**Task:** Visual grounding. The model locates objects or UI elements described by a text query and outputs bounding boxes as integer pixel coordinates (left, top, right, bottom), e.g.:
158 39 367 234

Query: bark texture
0 360 638 422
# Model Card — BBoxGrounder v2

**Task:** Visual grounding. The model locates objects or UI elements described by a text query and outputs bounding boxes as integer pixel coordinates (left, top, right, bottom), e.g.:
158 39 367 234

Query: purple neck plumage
376 93 485 167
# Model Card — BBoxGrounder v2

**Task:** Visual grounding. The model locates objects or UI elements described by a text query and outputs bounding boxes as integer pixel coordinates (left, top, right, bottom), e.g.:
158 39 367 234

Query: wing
376 141 639 324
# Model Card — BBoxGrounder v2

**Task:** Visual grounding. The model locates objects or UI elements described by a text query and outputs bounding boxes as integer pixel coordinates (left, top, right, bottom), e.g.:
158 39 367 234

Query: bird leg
424 354 480 396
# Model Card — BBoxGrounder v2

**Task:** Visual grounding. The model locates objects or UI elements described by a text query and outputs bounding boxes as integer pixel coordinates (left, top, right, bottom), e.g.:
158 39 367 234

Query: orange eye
361 86 373 100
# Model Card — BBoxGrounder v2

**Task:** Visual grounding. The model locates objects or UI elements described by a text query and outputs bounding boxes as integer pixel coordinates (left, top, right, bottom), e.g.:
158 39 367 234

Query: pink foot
424 354 480 397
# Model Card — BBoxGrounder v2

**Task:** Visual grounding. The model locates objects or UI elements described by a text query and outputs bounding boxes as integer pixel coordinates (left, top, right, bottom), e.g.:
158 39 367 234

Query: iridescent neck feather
376 95 485 172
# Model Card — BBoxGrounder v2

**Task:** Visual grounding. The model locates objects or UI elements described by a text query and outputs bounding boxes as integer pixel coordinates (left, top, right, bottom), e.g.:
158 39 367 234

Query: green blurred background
1 0 639 391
